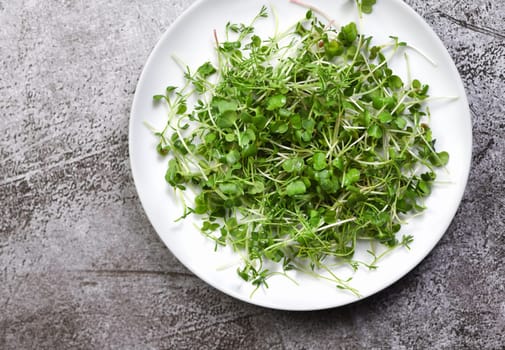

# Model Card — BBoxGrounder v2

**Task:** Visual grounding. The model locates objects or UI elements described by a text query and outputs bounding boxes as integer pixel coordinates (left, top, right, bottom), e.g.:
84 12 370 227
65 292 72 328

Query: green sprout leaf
286 180 307 196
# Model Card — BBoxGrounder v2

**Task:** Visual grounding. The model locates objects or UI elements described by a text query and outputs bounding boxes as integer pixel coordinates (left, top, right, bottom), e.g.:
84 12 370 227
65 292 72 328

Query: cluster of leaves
153 5 448 293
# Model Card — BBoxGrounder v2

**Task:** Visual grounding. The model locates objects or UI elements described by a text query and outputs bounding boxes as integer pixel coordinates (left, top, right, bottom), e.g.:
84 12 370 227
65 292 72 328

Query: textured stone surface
0 0 504 349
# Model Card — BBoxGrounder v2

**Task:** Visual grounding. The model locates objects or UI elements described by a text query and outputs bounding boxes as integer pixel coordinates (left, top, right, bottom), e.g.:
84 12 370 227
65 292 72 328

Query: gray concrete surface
1 0 504 349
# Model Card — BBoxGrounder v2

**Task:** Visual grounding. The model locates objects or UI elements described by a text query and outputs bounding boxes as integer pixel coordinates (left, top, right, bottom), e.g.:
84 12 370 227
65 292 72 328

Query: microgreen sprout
151 3 450 295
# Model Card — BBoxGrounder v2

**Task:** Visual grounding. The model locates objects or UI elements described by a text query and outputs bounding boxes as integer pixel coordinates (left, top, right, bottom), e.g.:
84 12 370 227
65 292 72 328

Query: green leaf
166 86 177 94
216 110 238 128
239 128 256 147
312 152 327 171
248 181 264 194
323 210 337 224
212 98 239 114
156 143 170 156
291 114 302 129
225 149 241 165
417 180 431 196
421 171 436 181
241 143 258 157
343 168 360 187
359 0 377 14
362 0 377 8
325 40 344 58
271 121 289 134
251 35 261 47
332 157 344 171
219 183 244 196
176 103 187 114
378 112 393 124
315 170 339 193
266 94 287 110
282 158 304 173
222 41 241 51
367 124 383 139
165 159 184 187
388 75 403 89
394 117 407 129
286 180 307 196
252 115 267 129
258 5 268 18
153 94 165 102
224 133 236 142
338 22 358 46
359 110 371 127
197 61 217 78
430 151 449 167
361 5 373 14
302 119 315 132
237 267 251 281
193 193 208 214
438 151 449 166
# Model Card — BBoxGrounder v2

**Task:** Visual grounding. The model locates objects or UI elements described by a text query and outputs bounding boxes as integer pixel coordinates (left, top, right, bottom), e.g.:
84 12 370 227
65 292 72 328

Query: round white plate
129 0 472 310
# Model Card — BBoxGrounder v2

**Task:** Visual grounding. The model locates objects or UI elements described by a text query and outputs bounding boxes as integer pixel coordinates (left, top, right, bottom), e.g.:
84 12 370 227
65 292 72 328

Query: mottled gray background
1 0 504 349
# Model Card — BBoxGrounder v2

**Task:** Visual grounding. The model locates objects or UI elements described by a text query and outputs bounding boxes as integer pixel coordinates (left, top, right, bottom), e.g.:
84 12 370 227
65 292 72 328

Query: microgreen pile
151 3 449 293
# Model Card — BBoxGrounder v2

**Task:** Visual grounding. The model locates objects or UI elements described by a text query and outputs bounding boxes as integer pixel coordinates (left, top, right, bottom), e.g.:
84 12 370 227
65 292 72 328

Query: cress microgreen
151 2 450 295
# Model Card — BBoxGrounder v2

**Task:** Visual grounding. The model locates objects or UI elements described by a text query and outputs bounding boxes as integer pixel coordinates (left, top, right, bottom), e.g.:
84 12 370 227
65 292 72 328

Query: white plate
129 0 472 310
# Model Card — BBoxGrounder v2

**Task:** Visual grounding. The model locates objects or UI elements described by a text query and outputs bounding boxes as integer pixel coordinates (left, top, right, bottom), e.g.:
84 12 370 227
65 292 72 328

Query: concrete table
1 0 503 348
